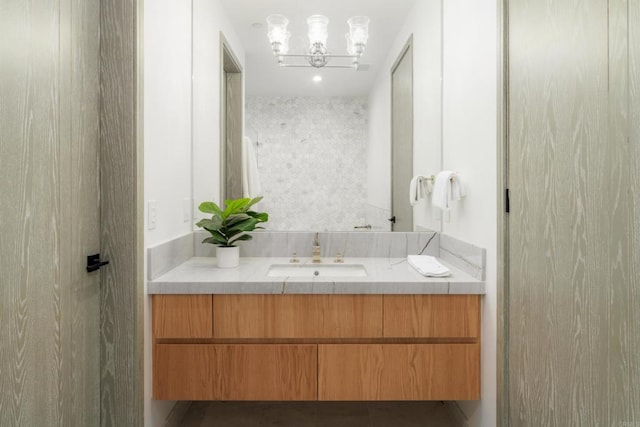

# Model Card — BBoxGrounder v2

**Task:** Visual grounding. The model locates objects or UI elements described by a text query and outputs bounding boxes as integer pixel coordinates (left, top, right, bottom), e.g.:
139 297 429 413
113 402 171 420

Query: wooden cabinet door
153 344 317 400
383 295 480 338
213 295 383 338
153 295 213 338
318 344 480 401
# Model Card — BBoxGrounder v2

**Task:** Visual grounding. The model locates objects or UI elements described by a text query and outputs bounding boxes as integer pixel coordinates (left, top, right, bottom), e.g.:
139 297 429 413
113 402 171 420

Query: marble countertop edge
147 257 485 295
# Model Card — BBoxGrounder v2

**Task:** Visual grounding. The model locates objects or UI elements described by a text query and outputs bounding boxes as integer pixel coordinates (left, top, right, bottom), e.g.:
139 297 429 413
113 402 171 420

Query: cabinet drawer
318 343 480 401
153 344 317 400
152 295 212 339
213 295 383 338
383 295 480 338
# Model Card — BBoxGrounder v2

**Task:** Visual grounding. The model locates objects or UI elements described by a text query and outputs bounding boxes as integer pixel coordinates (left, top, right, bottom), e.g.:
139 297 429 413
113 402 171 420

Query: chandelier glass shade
266 14 369 69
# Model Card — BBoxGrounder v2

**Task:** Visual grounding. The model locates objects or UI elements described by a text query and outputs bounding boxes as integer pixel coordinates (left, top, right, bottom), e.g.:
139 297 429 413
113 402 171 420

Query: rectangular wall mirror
193 0 443 232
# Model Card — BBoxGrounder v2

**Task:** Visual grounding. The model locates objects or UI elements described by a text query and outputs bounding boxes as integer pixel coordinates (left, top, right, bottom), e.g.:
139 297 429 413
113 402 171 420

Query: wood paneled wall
507 0 640 424
99 0 142 425
0 0 101 425
630 0 640 418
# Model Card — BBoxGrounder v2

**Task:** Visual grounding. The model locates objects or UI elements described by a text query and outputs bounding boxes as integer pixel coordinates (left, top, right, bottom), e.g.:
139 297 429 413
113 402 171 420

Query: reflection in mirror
220 35 244 201
197 0 442 232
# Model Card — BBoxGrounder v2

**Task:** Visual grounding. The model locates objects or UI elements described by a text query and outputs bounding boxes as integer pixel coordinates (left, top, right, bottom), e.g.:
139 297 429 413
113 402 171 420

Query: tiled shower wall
246 96 368 231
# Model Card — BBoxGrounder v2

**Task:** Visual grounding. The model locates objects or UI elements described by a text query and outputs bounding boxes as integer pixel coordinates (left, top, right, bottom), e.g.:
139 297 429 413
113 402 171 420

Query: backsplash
147 231 485 282
194 230 440 258
246 95 368 231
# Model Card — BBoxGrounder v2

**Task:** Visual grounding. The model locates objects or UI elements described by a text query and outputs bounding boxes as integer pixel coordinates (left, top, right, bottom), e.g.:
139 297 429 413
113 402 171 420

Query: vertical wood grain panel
67 0 101 424
0 2 62 425
99 0 142 425
629 0 640 419
508 0 608 424
607 0 632 423
152 295 212 338
318 344 480 401
1 0 101 425
507 0 637 425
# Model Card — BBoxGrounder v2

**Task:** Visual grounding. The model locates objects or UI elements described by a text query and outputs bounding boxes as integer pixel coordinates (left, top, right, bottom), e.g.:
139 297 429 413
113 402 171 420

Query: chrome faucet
312 232 321 263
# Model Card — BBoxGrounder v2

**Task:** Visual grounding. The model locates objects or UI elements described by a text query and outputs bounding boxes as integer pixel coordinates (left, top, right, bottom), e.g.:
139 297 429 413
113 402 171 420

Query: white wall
144 0 193 248
143 1 244 425
441 1 498 426
367 0 443 232
143 0 192 424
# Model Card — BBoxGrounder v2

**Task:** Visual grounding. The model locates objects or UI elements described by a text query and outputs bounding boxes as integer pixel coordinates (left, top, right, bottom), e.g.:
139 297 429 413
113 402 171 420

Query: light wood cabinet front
213 294 383 338
383 295 480 338
152 294 482 401
318 343 480 401
152 295 213 338
154 344 317 400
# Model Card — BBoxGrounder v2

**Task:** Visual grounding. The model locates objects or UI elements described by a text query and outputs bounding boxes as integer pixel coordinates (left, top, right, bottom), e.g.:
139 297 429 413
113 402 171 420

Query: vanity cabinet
154 344 317 400
318 343 480 400
152 294 481 401
213 294 383 338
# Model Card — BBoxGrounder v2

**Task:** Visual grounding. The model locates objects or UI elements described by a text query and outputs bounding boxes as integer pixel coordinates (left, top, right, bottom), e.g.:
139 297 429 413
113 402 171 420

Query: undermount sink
267 263 367 278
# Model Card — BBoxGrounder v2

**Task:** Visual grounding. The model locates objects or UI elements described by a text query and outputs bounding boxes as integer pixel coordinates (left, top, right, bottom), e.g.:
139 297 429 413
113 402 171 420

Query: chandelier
266 14 370 69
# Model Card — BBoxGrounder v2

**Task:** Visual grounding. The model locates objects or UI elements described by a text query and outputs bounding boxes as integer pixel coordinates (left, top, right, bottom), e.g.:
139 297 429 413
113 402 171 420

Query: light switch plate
147 200 157 230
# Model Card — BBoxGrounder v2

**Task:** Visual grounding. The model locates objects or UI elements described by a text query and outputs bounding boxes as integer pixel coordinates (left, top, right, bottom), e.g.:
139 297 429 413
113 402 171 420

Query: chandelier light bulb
266 14 289 48
347 16 370 46
307 15 329 48
280 31 291 54
345 33 357 56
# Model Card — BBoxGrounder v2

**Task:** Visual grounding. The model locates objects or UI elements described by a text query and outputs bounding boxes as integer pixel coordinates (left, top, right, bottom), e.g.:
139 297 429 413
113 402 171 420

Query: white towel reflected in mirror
242 136 261 198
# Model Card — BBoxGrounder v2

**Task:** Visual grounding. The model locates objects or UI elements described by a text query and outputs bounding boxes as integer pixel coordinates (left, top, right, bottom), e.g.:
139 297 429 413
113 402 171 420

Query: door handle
388 216 396 224
86 254 110 273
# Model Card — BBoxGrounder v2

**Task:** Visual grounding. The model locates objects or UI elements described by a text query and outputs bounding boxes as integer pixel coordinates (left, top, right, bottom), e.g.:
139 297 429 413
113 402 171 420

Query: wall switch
147 200 157 230
183 198 191 222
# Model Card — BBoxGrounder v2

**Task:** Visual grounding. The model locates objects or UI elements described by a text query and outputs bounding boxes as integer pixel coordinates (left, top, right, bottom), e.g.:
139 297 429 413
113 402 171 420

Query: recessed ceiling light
313 75 323 83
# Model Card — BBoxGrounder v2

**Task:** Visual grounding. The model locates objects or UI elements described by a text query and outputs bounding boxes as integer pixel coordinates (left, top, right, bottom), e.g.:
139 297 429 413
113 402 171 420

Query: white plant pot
216 246 240 268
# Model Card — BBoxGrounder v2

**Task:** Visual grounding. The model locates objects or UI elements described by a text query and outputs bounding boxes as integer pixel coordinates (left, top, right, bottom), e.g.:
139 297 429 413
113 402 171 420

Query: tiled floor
179 401 456 427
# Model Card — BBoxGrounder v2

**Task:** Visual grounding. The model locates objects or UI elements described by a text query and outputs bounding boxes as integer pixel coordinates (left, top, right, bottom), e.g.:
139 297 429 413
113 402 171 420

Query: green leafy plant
196 197 268 247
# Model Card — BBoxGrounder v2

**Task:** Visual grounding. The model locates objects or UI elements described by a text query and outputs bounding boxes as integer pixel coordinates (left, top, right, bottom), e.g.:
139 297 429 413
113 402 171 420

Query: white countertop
148 257 485 295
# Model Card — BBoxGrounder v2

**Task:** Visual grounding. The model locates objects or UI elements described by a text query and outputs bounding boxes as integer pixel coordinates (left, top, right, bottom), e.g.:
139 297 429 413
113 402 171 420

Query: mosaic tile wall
246 96 368 231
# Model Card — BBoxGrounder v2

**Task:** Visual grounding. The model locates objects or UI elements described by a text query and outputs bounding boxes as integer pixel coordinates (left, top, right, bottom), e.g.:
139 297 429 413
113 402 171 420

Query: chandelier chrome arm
271 42 365 68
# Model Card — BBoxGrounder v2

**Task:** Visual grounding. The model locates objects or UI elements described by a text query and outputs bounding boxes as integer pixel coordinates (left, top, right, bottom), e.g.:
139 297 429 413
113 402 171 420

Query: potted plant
196 197 268 268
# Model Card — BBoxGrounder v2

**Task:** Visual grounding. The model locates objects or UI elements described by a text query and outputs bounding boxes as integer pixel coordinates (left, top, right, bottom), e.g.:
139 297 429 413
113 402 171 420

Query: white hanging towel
242 136 261 198
432 170 466 211
409 175 433 206
407 255 451 277
409 175 424 206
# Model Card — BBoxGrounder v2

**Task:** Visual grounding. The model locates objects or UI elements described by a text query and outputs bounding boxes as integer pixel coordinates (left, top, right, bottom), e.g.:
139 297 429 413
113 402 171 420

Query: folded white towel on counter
432 171 466 211
407 255 451 277
409 175 433 206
